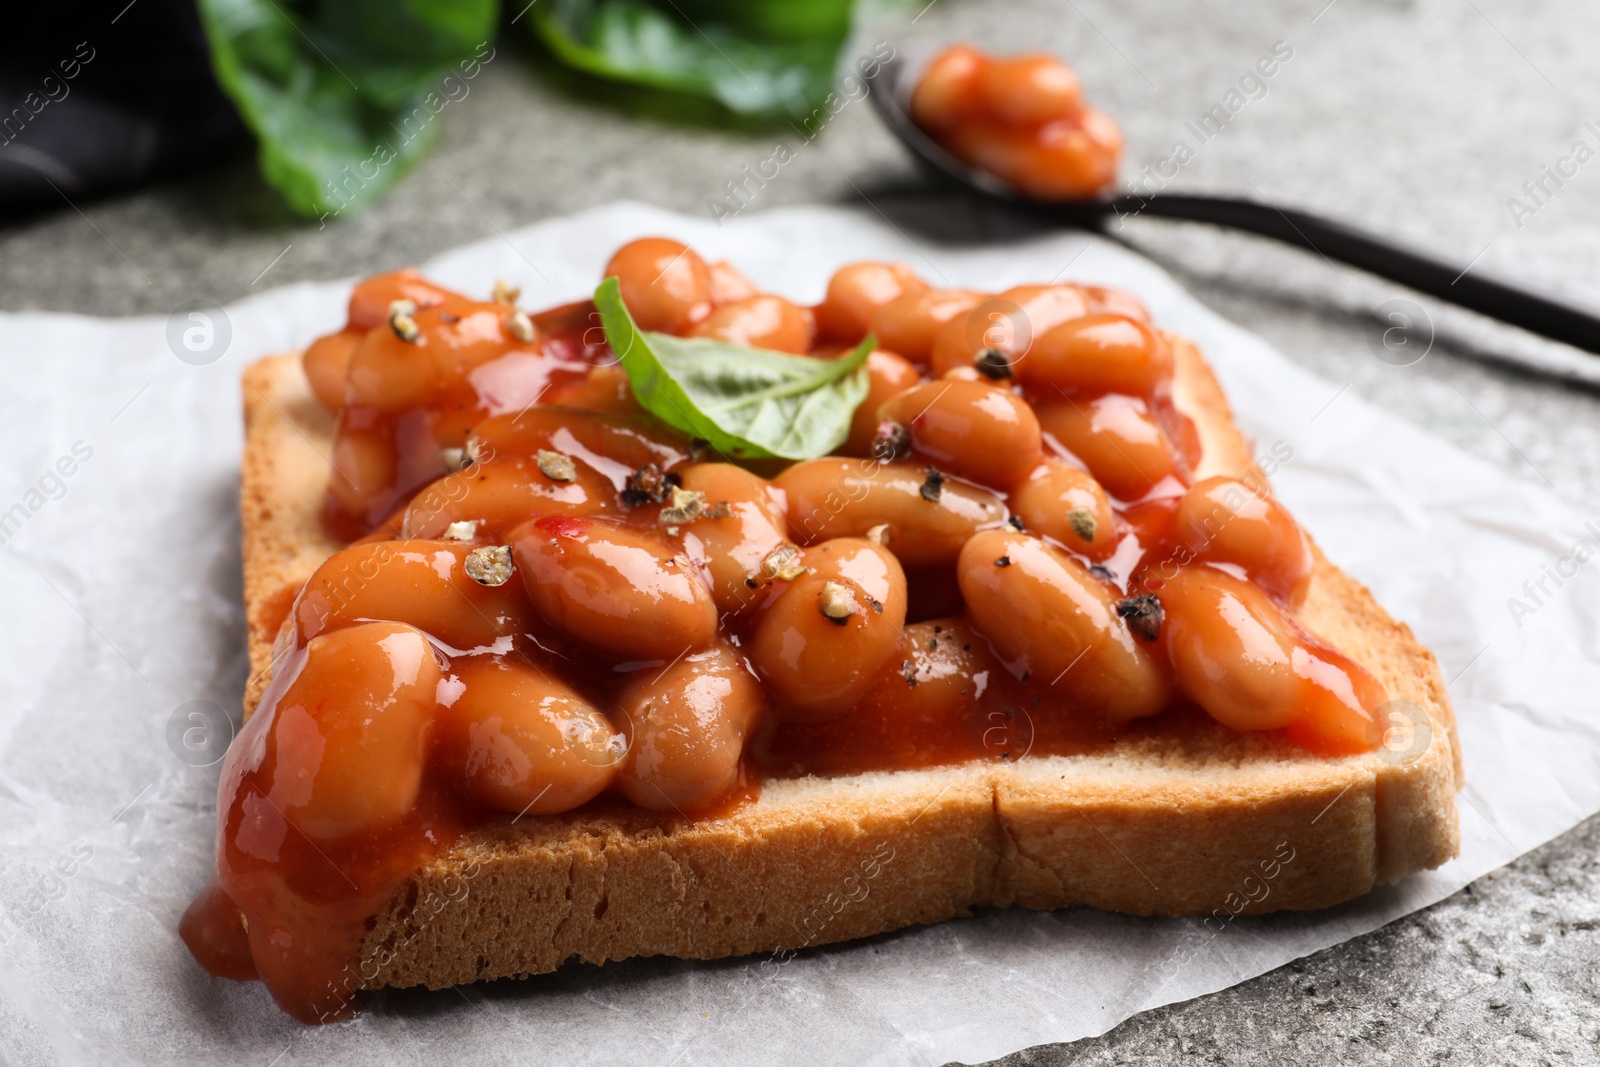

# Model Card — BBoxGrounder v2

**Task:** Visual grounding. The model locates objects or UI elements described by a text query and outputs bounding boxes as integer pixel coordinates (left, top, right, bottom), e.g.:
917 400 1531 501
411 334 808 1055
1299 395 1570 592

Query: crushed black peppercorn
1116 594 1165 641
621 463 680 506
873 420 911 462
974 346 1014 379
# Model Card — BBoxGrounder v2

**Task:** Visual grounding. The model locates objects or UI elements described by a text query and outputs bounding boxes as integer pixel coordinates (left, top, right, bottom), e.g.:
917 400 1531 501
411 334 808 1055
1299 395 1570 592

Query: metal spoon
867 50 1600 356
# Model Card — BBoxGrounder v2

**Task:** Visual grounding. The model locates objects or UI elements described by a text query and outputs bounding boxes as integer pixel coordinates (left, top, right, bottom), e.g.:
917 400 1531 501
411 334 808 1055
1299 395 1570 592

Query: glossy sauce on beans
676 463 790 613
879 379 1043 489
182 621 477 1023
775 457 1008 566
816 261 926 343
690 294 814 353
510 514 719 660
439 656 624 814
748 537 908 721
319 298 608 541
615 645 763 812
869 288 985 365
191 236 1391 1022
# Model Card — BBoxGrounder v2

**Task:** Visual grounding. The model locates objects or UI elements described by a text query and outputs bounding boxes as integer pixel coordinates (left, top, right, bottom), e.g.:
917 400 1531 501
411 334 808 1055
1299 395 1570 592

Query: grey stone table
6 0 1598 1061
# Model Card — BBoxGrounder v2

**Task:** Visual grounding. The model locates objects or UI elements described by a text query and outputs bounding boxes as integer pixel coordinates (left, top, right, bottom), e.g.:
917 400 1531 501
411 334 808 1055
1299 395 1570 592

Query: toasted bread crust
236 340 1460 992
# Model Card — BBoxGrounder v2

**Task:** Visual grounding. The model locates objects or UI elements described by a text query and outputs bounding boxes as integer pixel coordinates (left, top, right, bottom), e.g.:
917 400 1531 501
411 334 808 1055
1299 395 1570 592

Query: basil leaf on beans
595 276 872 460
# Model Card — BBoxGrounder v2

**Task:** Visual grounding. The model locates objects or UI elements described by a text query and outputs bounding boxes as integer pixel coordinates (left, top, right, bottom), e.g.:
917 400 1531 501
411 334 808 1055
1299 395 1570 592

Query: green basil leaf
530 0 853 118
594 276 872 460
197 0 498 218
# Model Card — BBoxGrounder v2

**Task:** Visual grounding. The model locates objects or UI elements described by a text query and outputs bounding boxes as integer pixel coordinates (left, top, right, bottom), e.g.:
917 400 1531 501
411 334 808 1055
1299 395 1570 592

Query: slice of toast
235 339 1460 992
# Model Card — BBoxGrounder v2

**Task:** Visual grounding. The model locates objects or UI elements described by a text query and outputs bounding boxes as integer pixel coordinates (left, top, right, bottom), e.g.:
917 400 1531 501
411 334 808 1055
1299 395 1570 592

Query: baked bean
910 45 986 131
689 294 814 353
844 349 923 456
346 269 461 331
943 120 1118 201
510 515 717 659
1024 313 1173 396
749 538 907 721
1159 567 1300 732
1035 394 1179 500
267 621 440 839
303 326 363 411
879 379 1043 489
776 457 1007 566
708 260 758 304
421 306 527 393
1168 560 1382 756
1083 285 1150 323
439 656 622 814
343 319 441 414
1285 645 1387 756
425 302 534 372
1174 476 1314 607
816 261 928 343
1008 459 1117 559
927 312 977 378
541 364 642 416
399 453 617 540
882 617 1004 726
326 424 399 530
1078 106 1124 156
676 463 789 613
999 283 1096 335
296 540 537 651
1033 118 1121 197
469 407 690 488
614 644 763 812
929 284 1090 377
977 53 1082 127
604 237 713 334
958 530 1168 720
343 303 519 415
868 289 985 365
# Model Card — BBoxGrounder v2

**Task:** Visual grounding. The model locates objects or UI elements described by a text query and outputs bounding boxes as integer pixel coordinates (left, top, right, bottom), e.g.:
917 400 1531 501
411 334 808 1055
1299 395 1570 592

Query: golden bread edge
233 342 1460 992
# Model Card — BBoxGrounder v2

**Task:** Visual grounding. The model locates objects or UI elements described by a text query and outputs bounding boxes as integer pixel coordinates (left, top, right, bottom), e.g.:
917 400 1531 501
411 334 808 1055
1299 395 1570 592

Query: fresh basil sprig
594 276 872 460
530 0 853 119
196 0 498 218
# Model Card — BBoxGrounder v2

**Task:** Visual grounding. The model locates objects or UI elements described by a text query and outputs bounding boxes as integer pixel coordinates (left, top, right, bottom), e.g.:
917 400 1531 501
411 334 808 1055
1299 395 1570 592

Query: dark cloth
0 0 244 218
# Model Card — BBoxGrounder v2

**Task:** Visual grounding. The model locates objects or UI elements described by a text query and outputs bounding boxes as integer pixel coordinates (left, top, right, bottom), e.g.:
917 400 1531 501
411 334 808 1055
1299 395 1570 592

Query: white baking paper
0 202 1597 1066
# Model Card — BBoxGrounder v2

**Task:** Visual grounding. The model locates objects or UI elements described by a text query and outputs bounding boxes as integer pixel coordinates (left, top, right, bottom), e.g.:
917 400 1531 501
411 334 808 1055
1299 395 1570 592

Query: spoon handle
1099 193 1600 354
